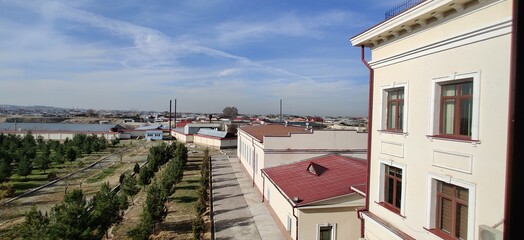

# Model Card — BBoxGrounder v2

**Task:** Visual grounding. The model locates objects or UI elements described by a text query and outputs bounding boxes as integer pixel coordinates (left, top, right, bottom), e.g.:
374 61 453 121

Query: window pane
460 99 472 136
398 101 404 131
442 100 455 134
320 226 332 240
460 82 473 95
456 204 468 239
456 187 469 202
440 182 454 196
388 91 398 100
385 177 394 205
398 90 404 99
388 102 397 129
439 198 452 233
442 85 456 96
396 179 402 208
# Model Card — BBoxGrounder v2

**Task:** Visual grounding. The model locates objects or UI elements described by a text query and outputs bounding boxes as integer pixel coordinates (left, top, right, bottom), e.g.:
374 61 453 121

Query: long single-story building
0 122 124 140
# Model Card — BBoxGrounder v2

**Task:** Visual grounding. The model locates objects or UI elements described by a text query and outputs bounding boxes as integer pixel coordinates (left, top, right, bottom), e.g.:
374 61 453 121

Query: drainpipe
504 1 519 239
262 174 265 202
252 138 256 187
356 45 374 239
293 206 299 240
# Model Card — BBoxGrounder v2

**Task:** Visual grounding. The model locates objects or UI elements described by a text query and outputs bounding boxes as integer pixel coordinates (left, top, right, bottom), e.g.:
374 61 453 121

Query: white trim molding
379 82 409 133
369 18 512 68
428 70 481 140
316 223 337 240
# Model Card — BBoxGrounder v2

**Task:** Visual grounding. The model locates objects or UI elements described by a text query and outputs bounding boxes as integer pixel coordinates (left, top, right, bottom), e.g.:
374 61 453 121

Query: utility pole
280 99 283 122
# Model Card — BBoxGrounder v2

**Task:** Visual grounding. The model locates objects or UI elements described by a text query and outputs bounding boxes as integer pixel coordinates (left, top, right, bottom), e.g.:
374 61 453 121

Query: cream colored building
350 0 511 239
237 124 367 194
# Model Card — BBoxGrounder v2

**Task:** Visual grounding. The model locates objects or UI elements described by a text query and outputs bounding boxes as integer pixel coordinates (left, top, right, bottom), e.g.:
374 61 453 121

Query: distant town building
0 122 124 140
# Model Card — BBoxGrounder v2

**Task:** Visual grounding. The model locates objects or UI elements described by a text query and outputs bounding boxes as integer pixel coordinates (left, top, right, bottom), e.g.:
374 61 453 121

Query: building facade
351 0 511 239
237 124 367 195
262 154 367 240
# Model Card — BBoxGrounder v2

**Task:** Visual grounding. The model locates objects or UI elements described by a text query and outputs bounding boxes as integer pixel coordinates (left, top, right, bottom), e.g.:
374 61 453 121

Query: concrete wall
172 131 194 143
3 131 119 140
193 135 237 149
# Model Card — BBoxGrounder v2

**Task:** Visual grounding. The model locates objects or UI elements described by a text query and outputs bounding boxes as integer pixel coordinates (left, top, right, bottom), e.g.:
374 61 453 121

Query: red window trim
435 181 469 239
386 89 404 132
426 134 480 143
375 201 402 216
424 227 458 240
439 81 473 137
383 165 402 213
378 129 407 134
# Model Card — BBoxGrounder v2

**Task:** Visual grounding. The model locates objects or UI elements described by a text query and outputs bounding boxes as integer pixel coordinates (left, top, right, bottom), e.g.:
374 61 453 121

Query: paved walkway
212 150 284 240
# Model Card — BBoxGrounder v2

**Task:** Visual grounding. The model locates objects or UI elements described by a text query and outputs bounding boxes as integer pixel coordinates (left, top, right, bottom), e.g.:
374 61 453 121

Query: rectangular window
384 165 402 211
386 88 404 131
440 81 473 137
436 181 469 239
286 215 292 233
319 226 332 240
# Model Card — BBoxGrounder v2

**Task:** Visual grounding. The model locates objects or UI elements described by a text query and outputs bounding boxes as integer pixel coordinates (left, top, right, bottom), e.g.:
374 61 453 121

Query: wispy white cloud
0 0 374 116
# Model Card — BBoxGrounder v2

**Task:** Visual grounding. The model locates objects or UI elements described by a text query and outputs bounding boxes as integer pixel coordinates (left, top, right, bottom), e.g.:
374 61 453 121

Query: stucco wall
365 1 511 239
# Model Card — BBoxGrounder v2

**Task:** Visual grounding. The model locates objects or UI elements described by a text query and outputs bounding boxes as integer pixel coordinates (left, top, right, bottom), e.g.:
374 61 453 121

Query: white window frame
425 173 476 239
286 215 293 233
380 82 408 133
255 152 259 175
377 159 407 216
429 71 480 140
316 223 337 240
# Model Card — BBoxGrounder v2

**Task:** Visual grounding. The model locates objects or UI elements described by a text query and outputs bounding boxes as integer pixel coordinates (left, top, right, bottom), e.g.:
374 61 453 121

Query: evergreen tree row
128 142 188 240
0 133 109 182
17 183 128 240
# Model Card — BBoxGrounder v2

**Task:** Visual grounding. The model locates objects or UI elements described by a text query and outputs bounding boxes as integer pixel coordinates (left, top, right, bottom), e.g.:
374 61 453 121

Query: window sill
378 130 408 136
426 135 480 145
375 201 405 218
423 227 456 240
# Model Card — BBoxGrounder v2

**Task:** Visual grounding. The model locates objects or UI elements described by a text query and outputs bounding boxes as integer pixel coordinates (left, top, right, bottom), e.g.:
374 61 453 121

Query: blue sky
0 0 397 116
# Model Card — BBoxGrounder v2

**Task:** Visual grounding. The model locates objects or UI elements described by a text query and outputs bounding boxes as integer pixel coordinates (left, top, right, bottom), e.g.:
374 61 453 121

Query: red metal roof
262 154 367 206
239 124 309 143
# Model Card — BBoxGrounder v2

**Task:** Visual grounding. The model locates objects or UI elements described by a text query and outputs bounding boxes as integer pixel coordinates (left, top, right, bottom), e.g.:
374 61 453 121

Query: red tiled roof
239 124 309 143
262 154 367 206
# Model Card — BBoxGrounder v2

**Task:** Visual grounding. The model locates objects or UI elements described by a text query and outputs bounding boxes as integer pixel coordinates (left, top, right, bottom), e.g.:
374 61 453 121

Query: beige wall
193 135 237 149
299 207 361 240
264 130 367 150
172 131 193 143
264 176 296 239
363 1 511 239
